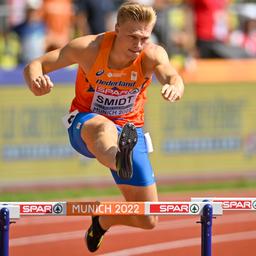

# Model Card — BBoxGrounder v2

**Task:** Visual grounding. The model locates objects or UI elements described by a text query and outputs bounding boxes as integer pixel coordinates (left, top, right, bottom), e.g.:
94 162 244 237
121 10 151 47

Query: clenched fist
29 75 54 96
161 84 181 102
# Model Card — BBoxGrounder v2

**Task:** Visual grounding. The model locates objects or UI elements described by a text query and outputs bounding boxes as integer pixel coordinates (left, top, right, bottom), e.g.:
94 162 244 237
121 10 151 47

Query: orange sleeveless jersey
70 31 152 127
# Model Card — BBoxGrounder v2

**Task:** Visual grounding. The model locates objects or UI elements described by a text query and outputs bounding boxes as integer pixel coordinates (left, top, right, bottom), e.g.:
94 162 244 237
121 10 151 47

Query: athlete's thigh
117 183 158 202
68 112 116 158
81 113 118 146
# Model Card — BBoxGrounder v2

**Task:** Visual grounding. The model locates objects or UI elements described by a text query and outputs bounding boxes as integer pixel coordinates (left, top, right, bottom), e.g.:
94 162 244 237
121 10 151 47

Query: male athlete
24 1 184 253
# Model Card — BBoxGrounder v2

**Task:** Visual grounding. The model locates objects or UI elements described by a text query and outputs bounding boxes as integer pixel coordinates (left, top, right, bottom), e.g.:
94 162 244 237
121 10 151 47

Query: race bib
62 109 79 129
90 86 140 116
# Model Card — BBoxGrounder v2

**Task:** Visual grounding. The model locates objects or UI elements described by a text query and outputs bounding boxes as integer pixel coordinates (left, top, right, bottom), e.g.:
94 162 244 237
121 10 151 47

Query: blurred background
0 0 256 199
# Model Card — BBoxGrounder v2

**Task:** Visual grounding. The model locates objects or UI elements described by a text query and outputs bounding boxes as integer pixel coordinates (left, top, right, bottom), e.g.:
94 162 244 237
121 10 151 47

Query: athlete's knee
137 216 158 230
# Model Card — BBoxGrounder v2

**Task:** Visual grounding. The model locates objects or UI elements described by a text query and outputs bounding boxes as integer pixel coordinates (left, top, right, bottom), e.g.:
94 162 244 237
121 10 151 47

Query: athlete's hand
161 84 181 102
29 75 54 96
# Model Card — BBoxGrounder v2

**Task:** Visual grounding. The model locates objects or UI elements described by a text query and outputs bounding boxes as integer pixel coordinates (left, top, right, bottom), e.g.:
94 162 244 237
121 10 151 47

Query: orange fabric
70 31 152 127
182 59 256 83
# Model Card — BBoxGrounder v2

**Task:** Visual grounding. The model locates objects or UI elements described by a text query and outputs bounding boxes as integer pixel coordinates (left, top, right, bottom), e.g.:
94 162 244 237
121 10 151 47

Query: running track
9 191 256 256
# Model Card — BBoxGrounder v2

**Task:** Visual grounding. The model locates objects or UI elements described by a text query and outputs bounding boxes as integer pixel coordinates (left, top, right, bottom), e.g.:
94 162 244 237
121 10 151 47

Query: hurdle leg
201 203 213 256
0 208 10 256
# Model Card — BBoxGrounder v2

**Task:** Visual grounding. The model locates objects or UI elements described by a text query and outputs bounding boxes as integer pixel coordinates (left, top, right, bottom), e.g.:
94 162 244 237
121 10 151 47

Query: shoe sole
117 122 138 179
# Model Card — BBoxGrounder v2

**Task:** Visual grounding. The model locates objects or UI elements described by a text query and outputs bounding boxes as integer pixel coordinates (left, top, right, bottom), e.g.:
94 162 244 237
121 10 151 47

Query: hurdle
191 197 256 211
0 205 20 256
0 201 223 256
191 197 256 255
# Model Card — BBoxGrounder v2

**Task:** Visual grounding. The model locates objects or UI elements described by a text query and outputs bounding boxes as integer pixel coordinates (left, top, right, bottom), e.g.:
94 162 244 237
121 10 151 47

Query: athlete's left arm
153 46 184 102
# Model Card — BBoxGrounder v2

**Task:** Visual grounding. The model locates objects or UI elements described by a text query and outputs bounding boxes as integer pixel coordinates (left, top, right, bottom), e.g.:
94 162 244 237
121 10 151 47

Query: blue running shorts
67 112 155 186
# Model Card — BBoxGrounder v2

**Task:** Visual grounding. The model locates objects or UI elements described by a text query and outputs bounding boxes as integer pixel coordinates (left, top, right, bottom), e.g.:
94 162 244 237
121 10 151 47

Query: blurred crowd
0 0 256 70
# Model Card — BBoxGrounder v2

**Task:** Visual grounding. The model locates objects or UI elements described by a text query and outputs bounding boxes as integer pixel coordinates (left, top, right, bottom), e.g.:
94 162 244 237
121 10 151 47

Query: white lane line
101 230 256 256
14 216 87 226
10 213 256 247
101 238 201 256
10 230 84 247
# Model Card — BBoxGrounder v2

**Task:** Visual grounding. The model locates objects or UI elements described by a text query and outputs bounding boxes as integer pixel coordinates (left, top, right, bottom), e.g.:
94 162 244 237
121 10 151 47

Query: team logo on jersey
107 72 126 78
131 71 137 81
96 70 104 76
96 79 136 87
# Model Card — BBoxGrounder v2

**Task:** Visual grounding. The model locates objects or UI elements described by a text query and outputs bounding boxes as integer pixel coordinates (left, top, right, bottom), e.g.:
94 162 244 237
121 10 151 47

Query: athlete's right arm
23 36 95 96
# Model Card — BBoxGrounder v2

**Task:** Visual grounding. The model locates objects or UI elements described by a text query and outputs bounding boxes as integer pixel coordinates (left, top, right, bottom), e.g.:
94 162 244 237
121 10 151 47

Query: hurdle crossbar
191 197 256 210
0 201 223 256
0 201 223 217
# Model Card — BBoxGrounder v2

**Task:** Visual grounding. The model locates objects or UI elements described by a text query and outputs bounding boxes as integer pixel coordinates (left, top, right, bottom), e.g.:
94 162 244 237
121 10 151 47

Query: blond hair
117 1 157 25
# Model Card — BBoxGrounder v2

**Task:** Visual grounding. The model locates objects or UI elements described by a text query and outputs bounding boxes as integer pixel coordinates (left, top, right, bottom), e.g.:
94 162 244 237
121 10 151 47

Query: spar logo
217 200 252 209
53 203 63 214
20 204 53 214
150 203 189 213
252 201 256 209
190 204 200 214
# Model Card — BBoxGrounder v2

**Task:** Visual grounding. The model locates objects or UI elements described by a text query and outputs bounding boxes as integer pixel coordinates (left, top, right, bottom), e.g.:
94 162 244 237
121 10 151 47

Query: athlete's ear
115 23 120 33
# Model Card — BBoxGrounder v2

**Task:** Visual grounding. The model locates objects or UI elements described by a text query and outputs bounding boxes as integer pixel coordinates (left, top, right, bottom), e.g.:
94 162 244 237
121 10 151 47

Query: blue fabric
68 112 98 158
67 112 155 186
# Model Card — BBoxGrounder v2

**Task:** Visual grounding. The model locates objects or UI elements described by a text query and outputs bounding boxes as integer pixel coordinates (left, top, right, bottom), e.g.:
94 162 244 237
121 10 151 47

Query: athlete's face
115 20 154 59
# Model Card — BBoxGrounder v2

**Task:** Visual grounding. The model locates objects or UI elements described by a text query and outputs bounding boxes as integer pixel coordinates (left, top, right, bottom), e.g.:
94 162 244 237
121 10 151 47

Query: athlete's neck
108 40 135 70
108 53 134 70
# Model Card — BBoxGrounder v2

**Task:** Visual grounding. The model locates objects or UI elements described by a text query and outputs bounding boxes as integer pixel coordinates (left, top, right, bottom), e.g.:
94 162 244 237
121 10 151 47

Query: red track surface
8 192 256 256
